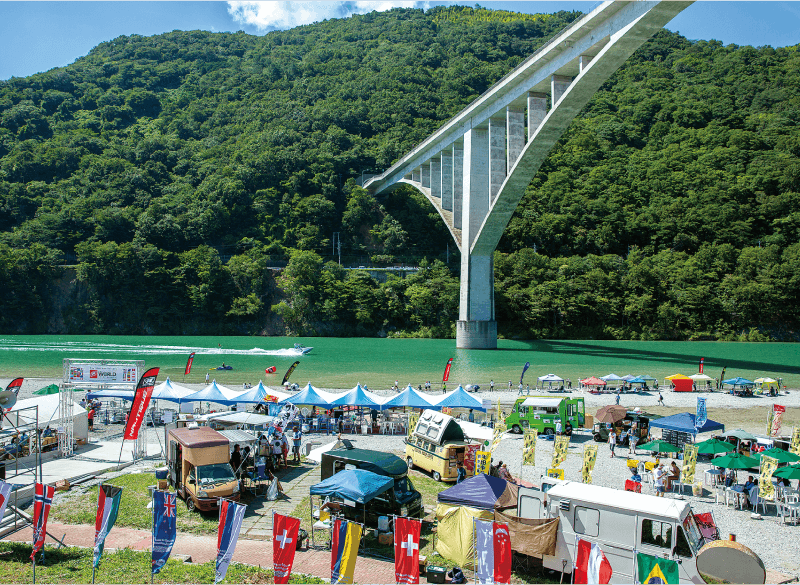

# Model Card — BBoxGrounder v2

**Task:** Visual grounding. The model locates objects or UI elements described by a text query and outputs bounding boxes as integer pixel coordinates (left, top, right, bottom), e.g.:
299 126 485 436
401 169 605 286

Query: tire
186 497 196 512
512 424 522 434
544 427 555 437
433 471 441 482
594 433 603 442
406 457 414 470
565 424 573 436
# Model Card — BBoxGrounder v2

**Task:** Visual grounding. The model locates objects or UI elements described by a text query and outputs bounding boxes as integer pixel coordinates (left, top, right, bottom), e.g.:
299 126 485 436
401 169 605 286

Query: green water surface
1 336 798 390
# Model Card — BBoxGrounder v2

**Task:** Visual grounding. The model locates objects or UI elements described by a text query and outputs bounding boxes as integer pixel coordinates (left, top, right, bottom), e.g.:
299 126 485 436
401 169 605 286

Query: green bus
505 396 586 436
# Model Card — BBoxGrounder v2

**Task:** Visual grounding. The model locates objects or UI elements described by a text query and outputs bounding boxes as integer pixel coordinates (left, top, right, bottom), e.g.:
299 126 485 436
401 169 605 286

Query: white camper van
519 481 708 584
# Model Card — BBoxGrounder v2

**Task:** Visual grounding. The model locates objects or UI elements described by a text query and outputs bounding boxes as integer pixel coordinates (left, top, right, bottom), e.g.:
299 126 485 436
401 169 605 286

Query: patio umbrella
773 465 800 480
695 438 736 455
757 448 800 464
638 439 679 453
712 453 760 469
594 405 627 424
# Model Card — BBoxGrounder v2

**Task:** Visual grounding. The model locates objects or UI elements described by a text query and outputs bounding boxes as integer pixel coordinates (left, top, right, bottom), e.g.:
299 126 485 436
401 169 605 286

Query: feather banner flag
94 483 123 568
520 362 530 385
698 357 704 374
184 352 195 375
124 367 159 441
152 490 177 575
281 361 300 385
216 499 246 583
331 518 362 584
30 483 54 560
442 358 453 382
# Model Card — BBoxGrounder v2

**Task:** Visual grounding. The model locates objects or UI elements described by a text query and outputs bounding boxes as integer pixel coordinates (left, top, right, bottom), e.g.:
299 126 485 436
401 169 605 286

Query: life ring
265 366 277 374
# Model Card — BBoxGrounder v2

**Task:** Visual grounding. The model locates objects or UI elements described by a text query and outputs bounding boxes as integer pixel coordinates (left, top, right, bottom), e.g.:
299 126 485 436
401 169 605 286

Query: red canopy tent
580 376 607 387
673 378 693 392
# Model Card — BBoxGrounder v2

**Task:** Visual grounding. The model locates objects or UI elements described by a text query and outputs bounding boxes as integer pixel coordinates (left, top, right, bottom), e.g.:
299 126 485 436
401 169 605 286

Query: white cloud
227 1 433 32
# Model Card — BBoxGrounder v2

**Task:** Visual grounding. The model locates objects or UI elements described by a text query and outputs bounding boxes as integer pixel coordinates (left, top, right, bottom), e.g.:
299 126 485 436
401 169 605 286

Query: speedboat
294 343 313 355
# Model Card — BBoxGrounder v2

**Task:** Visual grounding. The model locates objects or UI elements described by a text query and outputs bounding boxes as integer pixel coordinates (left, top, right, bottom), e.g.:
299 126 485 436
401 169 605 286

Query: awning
521 398 563 408
648 412 724 435
310 469 394 504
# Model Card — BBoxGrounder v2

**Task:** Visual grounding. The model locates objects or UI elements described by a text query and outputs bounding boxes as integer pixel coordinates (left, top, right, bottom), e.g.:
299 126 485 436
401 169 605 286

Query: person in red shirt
87 407 94 431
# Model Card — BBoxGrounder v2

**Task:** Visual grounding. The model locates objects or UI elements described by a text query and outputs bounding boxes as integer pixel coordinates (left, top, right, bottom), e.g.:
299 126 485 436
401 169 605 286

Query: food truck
405 409 479 482
167 427 240 512
518 481 712 583
505 397 586 436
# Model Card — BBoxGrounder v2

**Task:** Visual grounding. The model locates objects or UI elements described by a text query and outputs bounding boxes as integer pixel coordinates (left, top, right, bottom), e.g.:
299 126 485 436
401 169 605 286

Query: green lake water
1 336 799 390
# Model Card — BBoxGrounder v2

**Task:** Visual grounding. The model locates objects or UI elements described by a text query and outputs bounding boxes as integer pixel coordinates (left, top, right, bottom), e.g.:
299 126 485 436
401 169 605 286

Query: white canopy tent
8 394 89 442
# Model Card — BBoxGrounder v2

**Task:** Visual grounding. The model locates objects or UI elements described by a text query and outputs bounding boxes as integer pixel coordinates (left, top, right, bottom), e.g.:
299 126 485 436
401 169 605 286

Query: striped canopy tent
151 377 195 403
580 376 607 387
234 381 291 404
382 385 434 410
182 380 244 406
329 384 386 410
433 386 486 412
279 383 338 407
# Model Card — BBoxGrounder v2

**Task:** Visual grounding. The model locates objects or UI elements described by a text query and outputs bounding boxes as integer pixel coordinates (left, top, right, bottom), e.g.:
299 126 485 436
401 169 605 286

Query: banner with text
67 364 138 385
791 427 800 456
759 455 779 500
523 430 537 465
681 444 698 485
475 451 492 476
770 404 786 437
581 444 598 484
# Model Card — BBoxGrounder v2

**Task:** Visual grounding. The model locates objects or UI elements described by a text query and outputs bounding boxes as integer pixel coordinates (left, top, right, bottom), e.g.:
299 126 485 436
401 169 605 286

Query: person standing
629 423 638 455
518 382 524 396
567 378 572 390
615 392 621 405
205 372 210 383
555 420 562 436
292 425 302 464
87 407 94 432
456 461 466 484
508 381 512 390
230 444 242 478
654 464 666 497
468 409 474 423
608 429 617 458
442 382 447 394
490 380 494 392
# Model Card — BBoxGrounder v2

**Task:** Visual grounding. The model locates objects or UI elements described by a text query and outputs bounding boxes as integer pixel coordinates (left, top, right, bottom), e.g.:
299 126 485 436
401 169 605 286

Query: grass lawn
49 472 223 535
0 543 324 584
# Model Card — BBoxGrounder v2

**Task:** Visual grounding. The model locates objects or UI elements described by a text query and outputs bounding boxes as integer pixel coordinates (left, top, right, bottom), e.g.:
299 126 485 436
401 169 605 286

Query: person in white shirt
654 464 666 496
608 430 617 458
555 420 562 435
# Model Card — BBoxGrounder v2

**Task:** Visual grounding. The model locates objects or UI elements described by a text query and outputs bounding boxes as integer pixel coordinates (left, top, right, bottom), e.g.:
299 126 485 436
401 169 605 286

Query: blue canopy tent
278 383 334 407
330 384 386 410
310 469 394 504
151 378 194 403
648 412 725 435
437 474 513 510
382 385 433 410
628 376 647 384
86 389 134 401
433 386 486 412
182 381 243 406
722 377 755 387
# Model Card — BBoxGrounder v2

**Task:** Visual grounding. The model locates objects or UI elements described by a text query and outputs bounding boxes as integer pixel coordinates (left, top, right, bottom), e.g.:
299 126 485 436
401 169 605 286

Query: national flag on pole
520 362 530 385
0 480 13 522
394 517 421 584
152 490 177 575
771 404 786 437
124 367 159 441
94 483 123 568
443 358 453 382
185 352 195 375
574 538 612 584
30 483 54 560
636 551 679 584
698 357 704 374
273 513 300 584
331 518 362 584
475 519 512 584
215 499 246 583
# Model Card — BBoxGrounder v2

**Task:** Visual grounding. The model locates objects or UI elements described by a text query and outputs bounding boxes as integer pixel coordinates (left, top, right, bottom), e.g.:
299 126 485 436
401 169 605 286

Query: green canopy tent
33 384 59 396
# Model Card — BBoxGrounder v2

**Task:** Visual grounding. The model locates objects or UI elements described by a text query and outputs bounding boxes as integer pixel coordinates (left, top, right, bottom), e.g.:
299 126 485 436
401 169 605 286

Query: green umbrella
713 452 760 469
695 438 736 455
33 384 59 396
757 448 800 464
638 439 678 452
773 464 800 480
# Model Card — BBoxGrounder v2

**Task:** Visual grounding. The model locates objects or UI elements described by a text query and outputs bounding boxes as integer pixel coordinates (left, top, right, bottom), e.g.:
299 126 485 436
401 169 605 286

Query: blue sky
1 2 800 81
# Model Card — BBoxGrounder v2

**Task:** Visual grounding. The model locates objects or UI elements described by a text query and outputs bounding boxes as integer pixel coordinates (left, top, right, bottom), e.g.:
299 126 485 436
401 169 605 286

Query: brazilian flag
636 552 679 584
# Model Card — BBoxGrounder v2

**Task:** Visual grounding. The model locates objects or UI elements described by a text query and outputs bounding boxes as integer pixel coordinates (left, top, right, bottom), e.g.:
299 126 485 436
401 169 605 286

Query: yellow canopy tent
665 374 691 384
754 377 778 388
435 504 493 568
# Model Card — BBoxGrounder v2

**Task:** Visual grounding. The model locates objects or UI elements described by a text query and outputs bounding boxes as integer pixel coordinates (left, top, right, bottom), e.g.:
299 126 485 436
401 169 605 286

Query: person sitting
630 467 642 483
724 469 737 487
497 463 515 483
666 461 680 490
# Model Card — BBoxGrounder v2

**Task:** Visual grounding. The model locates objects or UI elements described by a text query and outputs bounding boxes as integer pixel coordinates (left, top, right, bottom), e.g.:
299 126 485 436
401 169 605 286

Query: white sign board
67 364 139 385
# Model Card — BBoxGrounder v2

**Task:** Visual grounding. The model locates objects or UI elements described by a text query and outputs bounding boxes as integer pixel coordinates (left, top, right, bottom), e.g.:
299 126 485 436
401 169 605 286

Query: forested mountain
1 6 798 340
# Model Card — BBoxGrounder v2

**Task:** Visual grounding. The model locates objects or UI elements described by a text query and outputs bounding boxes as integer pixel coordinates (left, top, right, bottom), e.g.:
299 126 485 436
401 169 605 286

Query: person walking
615 392 621 405
518 383 524 396
87 407 94 432
292 425 302 464
205 372 210 383
567 378 572 390
608 429 617 458
657 392 664 406
508 381 512 390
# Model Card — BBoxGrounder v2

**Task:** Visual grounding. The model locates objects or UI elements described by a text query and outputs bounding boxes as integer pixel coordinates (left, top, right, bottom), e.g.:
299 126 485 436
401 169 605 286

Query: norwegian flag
394 517 421 584
574 538 613 584
30 483 55 560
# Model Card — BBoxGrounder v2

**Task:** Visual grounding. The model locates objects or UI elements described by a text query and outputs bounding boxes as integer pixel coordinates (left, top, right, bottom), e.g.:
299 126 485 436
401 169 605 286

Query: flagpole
151 489 155 585
32 555 35 585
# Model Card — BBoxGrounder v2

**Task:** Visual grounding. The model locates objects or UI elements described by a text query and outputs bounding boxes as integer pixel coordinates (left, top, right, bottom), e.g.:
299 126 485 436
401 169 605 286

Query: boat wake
0 339 309 357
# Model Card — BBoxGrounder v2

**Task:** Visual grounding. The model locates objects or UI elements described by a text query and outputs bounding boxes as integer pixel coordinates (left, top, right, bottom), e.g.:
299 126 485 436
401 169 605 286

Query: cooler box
155 469 168 480
427 566 447 584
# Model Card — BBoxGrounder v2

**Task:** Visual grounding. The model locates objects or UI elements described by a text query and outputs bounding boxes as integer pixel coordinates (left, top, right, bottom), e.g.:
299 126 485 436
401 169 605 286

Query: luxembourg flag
215 499 246 583
574 538 613 584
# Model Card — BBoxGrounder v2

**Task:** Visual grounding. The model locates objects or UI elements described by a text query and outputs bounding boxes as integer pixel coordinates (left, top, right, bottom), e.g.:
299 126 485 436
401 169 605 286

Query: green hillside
0 6 798 340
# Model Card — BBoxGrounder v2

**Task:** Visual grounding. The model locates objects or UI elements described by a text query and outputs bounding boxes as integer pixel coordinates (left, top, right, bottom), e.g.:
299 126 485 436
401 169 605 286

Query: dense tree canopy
0 6 798 339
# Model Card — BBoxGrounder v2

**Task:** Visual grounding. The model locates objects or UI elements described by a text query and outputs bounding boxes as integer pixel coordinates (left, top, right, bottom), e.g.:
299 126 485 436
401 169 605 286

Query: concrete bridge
365 1 692 349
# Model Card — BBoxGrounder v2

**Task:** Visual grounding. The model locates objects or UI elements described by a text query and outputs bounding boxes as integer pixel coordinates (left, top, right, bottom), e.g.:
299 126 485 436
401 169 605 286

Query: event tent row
87 379 486 411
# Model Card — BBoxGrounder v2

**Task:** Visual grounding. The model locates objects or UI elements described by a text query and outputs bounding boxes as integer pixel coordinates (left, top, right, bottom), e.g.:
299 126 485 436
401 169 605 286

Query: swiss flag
493 522 512 584
574 538 613 584
273 513 300 584
394 517 421 584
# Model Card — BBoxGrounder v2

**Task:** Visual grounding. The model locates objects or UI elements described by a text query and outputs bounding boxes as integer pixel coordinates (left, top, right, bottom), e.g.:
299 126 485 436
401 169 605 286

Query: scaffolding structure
0 404 40 537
